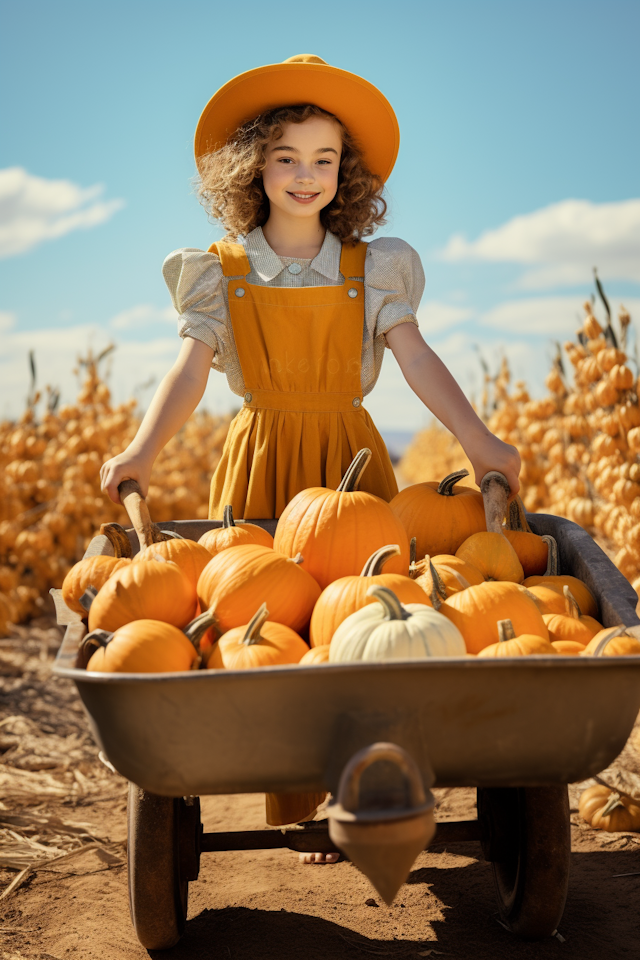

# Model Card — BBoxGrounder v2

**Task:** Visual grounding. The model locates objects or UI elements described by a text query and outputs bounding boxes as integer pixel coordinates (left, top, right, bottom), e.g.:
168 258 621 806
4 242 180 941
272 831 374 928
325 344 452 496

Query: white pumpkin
329 585 466 662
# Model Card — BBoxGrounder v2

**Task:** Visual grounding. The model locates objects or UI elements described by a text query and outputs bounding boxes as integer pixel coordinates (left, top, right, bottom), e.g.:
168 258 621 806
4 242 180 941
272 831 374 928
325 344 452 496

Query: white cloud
440 198 640 289
109 304 178 331
481 296 640 336
0 167 125 258
417 300 473 336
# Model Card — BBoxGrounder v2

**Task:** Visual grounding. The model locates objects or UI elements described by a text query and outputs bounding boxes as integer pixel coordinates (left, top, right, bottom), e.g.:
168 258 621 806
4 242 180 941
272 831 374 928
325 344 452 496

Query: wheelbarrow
52 478 640 950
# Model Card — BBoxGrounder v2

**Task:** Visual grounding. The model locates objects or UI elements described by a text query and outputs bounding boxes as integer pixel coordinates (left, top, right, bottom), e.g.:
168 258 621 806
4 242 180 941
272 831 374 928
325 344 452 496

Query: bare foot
299 851 340 864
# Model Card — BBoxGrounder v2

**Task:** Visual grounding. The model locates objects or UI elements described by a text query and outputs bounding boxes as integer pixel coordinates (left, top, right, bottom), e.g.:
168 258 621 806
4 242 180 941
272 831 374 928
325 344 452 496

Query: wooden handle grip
118 479 156 551
480 471 510 535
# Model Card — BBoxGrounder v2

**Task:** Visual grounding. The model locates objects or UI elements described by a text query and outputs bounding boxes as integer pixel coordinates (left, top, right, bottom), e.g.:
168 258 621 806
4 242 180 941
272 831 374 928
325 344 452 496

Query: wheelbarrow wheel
477 785 570 939
127 783 201 950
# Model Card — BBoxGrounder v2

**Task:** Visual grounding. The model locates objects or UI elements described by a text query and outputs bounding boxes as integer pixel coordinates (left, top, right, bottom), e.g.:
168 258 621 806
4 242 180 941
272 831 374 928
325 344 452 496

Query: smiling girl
100 55 520 841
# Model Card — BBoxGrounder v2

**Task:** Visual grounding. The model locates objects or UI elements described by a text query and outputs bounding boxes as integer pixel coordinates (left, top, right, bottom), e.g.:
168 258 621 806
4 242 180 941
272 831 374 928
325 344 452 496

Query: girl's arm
385 323 521 495
100 337 215 504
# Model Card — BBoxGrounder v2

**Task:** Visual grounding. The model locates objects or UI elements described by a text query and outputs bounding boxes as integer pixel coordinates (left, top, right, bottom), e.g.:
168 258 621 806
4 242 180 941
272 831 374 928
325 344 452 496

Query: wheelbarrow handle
117 479 156 552
480 470 511 535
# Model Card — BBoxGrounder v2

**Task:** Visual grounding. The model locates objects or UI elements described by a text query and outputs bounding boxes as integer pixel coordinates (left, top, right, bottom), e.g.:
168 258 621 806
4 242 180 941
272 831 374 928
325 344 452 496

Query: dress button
235 287 245 298
352 397 361 408
244 392 253 403
348 288 358 298
288 263 302 275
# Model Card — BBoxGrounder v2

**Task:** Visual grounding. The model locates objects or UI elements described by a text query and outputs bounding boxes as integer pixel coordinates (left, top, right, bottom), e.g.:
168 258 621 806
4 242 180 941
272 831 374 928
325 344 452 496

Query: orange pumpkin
414 557 470 601
502 498 549 577
85 611 213 673
390 468 486 560
438 581 549 655
455 532 524 583
206 603 309 669
543 587 602 646
198 505 274 556
523 536 598 617
134 537 212 589
582 626 640 656
198 544 321 634
273 449 409 589
579 784 640 831
62 555 130 616
408 539 483 589
299 644 331 665
477 618 557 657
551 640 586 655
88 559 196 633
309 544 429 648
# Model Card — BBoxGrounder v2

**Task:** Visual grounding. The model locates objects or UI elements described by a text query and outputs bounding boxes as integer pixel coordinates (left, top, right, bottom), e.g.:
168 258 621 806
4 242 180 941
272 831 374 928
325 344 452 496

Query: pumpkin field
3 290 640 957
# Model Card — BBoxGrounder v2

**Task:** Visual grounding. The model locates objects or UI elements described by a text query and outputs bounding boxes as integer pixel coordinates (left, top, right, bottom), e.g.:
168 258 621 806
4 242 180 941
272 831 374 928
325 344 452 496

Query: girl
101 54 520 848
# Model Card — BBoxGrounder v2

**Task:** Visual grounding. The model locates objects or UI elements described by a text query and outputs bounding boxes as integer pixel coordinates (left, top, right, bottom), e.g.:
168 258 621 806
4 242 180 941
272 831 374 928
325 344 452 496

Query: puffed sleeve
162 248 229 367
364 237 425 344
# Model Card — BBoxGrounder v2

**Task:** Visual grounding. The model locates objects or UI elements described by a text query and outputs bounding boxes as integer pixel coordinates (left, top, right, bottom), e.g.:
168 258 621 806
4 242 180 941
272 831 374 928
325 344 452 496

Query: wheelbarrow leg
477 785 570 939
127 783 201 950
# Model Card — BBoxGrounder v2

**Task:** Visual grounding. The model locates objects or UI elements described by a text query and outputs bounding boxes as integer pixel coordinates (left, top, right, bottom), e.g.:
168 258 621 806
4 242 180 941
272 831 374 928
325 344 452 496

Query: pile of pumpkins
62 450 640 674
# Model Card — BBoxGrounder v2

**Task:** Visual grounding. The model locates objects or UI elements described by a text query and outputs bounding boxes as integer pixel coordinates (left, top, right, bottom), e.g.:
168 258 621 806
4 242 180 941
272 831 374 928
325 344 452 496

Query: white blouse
162 226 424 398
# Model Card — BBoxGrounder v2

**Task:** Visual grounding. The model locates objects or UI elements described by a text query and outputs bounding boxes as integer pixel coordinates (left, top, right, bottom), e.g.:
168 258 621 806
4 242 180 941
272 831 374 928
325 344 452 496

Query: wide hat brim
194 58 399 182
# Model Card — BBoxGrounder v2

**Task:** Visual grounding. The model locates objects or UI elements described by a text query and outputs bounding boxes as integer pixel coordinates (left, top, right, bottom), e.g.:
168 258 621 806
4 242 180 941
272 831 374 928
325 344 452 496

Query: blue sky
1 0 639 433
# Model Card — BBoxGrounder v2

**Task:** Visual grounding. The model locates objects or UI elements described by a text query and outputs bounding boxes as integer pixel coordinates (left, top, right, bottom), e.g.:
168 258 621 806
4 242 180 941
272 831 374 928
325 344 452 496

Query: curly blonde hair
196 104 387 244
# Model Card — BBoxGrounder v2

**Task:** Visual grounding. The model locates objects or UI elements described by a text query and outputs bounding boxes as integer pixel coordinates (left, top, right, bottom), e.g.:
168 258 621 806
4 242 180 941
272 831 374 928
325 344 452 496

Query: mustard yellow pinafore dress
208 239 398 826
208 239 398 520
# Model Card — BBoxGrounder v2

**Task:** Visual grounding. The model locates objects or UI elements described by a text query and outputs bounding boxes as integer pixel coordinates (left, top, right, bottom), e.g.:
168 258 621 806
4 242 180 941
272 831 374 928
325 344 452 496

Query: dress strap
208 241 251 277
339 240 368 279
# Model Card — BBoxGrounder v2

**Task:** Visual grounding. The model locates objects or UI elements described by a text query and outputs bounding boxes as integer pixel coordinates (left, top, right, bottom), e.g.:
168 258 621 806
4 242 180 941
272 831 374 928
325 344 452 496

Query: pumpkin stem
159 530 184 540
437 469 469 496
366 585 410 621
360 544 401 577
292 553 304 565
563 585 582 619
99 523 132 559
480 471 510 534
242 603 270 645
593 625 629 657
506 496 532 533
78 585 98 612
222 505 236 528
337 449 372 493
428 558 449 601
409 537 417 577
497 619 516 642
600 791 625 818
183 610 217 655
542 535 559 576
79 628 112 668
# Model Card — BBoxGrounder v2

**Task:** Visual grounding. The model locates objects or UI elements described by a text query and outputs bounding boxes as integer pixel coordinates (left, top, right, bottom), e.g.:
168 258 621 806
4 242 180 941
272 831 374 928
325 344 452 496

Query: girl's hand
100 451 152 506
463 431 521 499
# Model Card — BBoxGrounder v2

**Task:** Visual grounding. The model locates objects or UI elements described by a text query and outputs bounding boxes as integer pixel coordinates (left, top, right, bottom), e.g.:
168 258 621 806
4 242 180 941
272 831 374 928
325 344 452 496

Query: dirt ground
2 618 640 960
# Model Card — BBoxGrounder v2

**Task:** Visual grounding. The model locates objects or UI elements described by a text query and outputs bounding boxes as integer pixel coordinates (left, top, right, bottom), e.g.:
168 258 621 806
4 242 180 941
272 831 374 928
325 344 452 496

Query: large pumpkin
438 581 549 655
88 559 196 633
329 585 466 661
199 505 274 556
273 449 409 589
390 469 486 559
206 603 308 669
134 537 212 590
85 612 213 673
62 555 130 616
309 544 429 648
455 531 524 583
197 544 321 633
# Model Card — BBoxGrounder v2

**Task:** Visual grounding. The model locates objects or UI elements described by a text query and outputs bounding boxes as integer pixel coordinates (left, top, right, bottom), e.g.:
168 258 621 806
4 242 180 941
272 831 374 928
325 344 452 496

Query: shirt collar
242 227 342 282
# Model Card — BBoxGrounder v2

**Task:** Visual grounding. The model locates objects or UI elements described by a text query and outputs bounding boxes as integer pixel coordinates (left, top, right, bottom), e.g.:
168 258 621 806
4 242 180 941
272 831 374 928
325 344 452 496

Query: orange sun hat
194 54 400 182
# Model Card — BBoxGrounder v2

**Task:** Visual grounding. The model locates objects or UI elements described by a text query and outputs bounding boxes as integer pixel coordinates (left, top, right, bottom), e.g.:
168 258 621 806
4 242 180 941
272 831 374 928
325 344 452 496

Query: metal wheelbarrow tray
53 512 640 948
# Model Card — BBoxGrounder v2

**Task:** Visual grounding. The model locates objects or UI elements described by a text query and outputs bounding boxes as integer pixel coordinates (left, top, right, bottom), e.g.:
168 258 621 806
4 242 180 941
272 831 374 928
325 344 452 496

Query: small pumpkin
85 611 214 673
523 536 598 618
198 544 321 634
299 644 331 665
198 505 274 556
415 557 471 601
206 603 308 669
390 468 486 560
438 581 549 655
329 585 466 662
88 558 196 633
551 640 586 656
134 537 212 590
502 497 549 577
477 619 557 657
62 555 130 616
455 532 524 583
274 449 410 589
579 784 640 831
309 544 429 648
408 539 483 592
543 586 602 646
581 626 640 656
